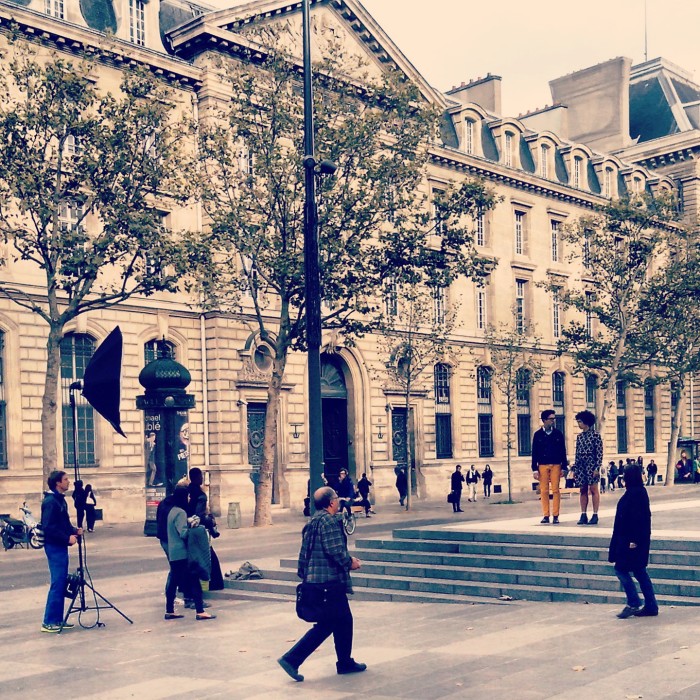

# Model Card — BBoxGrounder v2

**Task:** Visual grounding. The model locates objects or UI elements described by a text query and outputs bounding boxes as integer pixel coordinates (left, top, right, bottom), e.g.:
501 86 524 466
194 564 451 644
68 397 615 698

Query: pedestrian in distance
646 459 658 486
450 464 464 512
71 479 86 530
609 464 659 619
83 484 97 532
278 486 365 682
356 472 374 517
40 470 82 633
395 467 408 507
482 464 494 498
531 409 568 524
608 461 617 492
573 410 603 525
465 465 481 502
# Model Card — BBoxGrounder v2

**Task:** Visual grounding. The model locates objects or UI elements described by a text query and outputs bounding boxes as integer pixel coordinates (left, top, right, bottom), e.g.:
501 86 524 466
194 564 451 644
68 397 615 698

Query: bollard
227 502 241 529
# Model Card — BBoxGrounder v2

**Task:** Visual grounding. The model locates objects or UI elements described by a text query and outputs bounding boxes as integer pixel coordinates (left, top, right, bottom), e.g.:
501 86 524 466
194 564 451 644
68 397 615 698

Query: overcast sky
359 0 700 117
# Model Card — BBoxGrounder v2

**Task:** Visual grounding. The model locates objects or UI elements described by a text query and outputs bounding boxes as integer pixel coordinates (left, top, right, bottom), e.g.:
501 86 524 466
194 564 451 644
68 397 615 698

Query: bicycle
339 502 361 535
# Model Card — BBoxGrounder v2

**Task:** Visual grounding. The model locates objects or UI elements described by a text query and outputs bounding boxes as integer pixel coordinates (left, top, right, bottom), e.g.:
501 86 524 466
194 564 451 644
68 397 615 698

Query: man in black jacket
40 470 81 632
531 409 568 524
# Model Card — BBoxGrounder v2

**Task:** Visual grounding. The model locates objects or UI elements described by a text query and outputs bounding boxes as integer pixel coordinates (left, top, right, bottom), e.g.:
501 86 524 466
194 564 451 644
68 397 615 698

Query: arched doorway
321 354 352 487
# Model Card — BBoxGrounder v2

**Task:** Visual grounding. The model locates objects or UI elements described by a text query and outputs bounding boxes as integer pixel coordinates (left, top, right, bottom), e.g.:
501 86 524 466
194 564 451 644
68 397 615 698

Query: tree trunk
253 356 285 526
597 328 629 440
41 323 63 486
665 383 686 488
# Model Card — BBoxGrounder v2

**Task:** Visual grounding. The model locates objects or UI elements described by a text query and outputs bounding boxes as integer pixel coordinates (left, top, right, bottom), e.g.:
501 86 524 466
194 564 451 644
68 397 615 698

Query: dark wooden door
322 397 348 485
392 406 416 493
247 402 278 503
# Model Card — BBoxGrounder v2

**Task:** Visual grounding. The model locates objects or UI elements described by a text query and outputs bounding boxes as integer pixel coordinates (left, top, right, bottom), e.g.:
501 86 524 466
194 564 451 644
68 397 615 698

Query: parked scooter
1 502 43 550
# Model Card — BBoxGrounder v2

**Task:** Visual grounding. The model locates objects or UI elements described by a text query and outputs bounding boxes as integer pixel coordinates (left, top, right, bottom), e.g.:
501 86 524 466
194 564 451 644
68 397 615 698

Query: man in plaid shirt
278 487 366 682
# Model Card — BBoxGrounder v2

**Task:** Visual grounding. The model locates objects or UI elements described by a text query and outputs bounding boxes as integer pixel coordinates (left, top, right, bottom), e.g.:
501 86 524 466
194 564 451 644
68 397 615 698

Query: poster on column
174 409 190 490
144 410 166 522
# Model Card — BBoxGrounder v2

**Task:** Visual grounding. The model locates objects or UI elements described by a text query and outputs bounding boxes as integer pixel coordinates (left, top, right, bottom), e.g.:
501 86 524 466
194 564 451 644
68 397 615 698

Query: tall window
573 156 582 189
129 0 146 46
515 279 527 334
477 285 488 330
45 0 64 18
61 334 97 470
540 144 549 179
551 220 560 262
552 289 561 339
616 380 628 453
514 211 525 255
585 291 595 337
516 368 532 456
504 132 514 167
604 167 614 198
476 210 485 247
238 139 255 179
671 381 680 412
585 374 597 411
552 371 566 439
432 189 445 235
644 379 655 452
385 277 397 317
434 363 452 459
432 287 446 326
477 366 494 457
0 331 6 469
582 233 591 268
464 119 475 155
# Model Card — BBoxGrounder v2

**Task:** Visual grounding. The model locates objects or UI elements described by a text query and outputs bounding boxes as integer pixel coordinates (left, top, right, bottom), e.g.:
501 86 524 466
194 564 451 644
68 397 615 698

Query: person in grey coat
164 486 215 621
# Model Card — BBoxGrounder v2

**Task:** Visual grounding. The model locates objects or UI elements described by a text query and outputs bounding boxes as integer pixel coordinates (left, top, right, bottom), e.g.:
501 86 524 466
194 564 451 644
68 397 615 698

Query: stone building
0 0 693 522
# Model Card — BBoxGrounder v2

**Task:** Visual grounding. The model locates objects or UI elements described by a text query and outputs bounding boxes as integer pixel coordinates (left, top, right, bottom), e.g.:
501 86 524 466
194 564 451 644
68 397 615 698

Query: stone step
353 537 700 568
392 528 700 553
351 547 700 582
222 576 500 605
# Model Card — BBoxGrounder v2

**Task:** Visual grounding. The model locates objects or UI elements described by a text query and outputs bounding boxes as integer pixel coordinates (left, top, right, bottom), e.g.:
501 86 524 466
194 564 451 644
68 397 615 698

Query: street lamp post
302 0 325 506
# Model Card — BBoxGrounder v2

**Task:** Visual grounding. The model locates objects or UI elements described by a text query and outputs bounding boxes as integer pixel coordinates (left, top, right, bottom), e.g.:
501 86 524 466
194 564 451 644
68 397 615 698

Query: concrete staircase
222 527 700 606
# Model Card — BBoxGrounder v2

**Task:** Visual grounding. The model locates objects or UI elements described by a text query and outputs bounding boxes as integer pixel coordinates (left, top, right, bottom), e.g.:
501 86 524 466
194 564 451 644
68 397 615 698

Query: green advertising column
136 346 195 536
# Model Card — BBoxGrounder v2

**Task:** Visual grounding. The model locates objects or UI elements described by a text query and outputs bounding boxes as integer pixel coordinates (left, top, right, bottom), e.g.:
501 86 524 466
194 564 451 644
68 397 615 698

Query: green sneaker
41 624 61 633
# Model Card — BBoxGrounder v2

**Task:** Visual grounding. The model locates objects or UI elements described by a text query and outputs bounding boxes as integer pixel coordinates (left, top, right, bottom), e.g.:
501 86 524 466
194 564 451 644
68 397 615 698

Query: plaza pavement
2 486 700 699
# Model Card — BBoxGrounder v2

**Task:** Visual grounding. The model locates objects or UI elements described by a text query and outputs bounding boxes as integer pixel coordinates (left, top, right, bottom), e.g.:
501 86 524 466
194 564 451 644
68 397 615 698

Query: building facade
0 0 694 522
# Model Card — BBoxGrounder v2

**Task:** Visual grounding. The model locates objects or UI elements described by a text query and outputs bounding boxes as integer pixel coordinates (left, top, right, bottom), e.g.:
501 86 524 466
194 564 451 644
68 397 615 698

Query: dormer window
464 119 475 155
45 0 64 19
540 144 550 179
573 156 582 189
504 132 514 167
129 0 146 46
603 167 614 198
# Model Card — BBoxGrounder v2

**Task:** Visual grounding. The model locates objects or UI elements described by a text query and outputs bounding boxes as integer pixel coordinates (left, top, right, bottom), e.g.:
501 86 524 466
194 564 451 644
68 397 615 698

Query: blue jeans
615 565 658 611
44 543 69 625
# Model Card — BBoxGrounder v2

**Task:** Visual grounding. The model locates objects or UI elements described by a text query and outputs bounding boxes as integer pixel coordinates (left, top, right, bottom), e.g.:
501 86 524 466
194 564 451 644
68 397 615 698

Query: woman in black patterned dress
573 410 604 526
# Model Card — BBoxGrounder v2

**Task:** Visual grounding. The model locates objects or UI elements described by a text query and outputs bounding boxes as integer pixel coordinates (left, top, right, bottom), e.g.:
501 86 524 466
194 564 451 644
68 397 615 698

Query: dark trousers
484 483 491 497
283 586 353 667
166 559 204 614
85 505 96 531
615 565 658 611
452 490 462 512
43 543 69 625
75 506 85 529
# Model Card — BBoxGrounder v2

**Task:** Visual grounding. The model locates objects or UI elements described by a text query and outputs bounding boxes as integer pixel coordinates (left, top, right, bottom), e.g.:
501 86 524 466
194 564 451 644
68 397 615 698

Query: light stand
59 381 133 632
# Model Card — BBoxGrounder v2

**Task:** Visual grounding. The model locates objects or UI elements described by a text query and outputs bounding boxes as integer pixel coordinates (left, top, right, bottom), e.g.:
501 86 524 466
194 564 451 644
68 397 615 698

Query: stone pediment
167 0 445 107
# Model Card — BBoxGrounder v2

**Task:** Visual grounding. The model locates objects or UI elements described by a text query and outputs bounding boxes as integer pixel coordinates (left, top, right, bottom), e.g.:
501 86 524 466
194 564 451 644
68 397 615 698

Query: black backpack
156 496 175 543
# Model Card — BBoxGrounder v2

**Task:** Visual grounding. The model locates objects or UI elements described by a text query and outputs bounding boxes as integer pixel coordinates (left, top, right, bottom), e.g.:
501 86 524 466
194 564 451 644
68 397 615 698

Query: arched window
61 333 97 470
144 339 176 365
477 366 494 457
616 380 628 453
585 374 598 410
516 368 532 456
434 363 452 459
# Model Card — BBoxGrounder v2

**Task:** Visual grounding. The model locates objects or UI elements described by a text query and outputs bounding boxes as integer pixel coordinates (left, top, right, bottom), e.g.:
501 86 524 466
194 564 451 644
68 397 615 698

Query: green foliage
0 48 190 325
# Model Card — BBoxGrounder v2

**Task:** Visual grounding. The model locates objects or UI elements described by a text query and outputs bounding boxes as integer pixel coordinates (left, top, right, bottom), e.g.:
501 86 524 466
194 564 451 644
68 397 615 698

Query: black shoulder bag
295 521 329 623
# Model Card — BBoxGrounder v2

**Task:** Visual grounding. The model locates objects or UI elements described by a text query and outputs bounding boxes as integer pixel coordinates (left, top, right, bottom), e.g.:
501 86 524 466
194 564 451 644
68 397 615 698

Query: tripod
59 383 133 633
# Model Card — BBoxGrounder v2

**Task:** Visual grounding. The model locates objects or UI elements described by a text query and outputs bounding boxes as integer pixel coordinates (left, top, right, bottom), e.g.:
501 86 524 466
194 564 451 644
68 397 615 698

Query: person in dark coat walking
395 467 408 507
450 465 464 512
83 484 97 532
608 465 659 619
482 465 494 498
356 473 373 517
72 480 86 529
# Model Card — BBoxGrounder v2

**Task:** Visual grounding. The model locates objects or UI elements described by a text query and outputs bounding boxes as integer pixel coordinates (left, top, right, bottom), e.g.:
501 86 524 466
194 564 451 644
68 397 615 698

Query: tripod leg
58 583 82 634
83 581 134 624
